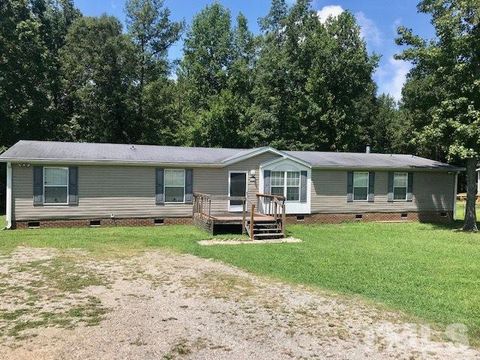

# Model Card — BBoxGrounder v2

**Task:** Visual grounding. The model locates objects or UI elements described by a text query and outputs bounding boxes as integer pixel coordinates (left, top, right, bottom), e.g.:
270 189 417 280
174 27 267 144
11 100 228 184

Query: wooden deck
193 192 286 238
208 213 275 224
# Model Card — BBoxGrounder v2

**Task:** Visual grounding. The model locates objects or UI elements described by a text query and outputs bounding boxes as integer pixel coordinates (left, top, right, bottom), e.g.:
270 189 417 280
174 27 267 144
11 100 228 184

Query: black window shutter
387 172 394 202
368 172 375 202
33 166 44 206
185 169 193 204
68 167 79 205
346 171 353 202
263 170 271 194
156 168 164 205
300 171 307 203
407 172 414 202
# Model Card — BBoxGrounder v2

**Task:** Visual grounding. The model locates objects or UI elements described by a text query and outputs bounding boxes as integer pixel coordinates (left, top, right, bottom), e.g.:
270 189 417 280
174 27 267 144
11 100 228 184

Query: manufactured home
1 141 460 236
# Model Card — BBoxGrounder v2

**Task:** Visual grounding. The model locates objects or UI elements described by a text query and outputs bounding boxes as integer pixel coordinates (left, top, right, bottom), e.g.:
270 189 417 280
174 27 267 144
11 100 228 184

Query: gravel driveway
0 247 478 360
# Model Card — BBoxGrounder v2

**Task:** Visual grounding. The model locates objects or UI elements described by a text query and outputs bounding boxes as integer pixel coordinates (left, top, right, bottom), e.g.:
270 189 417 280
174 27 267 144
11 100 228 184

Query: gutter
0 158 224 168
310 166 465 172
0 158 463 172
5 162 12 229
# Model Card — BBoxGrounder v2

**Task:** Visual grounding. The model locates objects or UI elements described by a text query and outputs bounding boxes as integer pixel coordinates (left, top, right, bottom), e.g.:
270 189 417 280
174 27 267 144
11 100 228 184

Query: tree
228 13 257 147
397 0 480 231
178 3 233 108
60 16 138 143
248 0 302 149
0 0 79 148
250 0 378 151
177 3 236 146
371 94 411 154
125 0 183 126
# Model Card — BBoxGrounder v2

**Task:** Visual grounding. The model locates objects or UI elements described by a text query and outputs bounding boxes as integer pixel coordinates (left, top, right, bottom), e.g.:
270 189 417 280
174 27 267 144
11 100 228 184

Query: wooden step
253 233 285 239
254 228 282 233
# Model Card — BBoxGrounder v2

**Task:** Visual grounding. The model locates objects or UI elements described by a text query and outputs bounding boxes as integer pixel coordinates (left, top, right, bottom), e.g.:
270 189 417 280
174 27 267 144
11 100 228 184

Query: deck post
192 195 196 217
208 199 211 218
250 204 255 240
281 202 286 234
242 199 246 235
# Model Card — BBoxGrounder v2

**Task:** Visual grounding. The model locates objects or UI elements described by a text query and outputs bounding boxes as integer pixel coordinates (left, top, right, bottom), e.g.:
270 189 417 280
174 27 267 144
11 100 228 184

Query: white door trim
228 171 248 212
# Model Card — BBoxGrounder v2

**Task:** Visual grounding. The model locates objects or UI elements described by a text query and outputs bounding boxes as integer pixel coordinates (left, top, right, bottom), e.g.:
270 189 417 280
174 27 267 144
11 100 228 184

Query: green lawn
456 201 480 220
1 215 480 343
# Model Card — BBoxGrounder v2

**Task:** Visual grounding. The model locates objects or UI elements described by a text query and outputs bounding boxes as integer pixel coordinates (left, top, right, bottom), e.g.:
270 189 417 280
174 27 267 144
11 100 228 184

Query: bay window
270 171 301 201
271 171 285 197
286 172 300 201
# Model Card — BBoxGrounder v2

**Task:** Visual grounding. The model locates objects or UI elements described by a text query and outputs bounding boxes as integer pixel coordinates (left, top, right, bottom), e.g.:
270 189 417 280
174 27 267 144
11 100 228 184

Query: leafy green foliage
249 1 379 151
397 0 480 230
0 0 79 147
60 16 139 142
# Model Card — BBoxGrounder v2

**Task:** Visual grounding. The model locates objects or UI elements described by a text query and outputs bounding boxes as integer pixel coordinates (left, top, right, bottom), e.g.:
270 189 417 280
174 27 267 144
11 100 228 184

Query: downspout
453 171 459 221
6 162 12 229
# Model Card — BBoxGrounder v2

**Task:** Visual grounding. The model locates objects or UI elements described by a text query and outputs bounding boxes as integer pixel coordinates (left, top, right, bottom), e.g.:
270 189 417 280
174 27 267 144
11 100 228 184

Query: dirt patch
0 247 478 359
0 247 109 342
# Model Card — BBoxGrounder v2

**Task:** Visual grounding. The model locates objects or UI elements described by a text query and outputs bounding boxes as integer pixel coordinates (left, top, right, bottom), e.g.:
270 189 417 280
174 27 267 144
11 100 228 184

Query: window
353 172 369 201
286 172 300 201
270 171 301 201
164 169 185 203
271 171 285 197
393 172 408 200
44 167 68 204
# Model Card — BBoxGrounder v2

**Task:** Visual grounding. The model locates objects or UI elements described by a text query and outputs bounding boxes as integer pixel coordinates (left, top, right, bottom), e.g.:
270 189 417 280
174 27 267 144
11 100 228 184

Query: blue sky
75 0 435 101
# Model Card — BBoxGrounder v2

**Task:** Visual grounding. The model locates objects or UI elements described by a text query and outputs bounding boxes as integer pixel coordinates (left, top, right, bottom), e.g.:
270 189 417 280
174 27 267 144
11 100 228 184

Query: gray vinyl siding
194 152 280 214
311 170 455 213
11 152 280 221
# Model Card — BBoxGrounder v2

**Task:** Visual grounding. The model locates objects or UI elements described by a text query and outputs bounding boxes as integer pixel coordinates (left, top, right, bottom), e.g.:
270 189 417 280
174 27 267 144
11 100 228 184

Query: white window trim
259 158 311 215
43 167 69 206
164 169 186 204
228 171 248 212
353 171 369 202
271 170 301 203
393 172 408 201
270 170 285 198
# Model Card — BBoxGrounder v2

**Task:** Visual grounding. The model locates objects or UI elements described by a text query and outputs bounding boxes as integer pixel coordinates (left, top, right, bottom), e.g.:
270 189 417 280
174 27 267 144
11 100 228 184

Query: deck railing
192 192 286 239
256 193 286 235
193 192 248 234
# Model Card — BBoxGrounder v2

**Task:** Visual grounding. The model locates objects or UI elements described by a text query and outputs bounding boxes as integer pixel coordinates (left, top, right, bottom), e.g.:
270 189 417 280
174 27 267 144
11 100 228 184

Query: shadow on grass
420 219 480 231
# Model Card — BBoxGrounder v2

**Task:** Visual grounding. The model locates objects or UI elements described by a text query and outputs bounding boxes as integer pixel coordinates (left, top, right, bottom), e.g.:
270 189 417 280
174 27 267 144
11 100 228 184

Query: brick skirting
13 211 452 229
14 217 192 229
286 211 453 224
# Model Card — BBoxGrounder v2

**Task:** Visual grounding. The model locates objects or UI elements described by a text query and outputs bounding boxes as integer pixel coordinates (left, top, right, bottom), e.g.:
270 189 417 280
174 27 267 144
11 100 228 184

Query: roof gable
221 147 311 167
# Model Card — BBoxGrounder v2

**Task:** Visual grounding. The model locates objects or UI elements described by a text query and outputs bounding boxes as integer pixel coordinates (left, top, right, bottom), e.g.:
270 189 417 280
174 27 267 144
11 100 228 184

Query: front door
228 172 247 212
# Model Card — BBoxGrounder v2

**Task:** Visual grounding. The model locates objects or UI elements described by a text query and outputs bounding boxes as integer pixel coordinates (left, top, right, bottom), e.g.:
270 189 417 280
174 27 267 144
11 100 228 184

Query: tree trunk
463 157 478 232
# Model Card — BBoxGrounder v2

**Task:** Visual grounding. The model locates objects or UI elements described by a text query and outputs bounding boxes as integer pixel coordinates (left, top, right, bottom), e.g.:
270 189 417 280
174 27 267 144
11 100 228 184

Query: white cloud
317 5 344 23
375 57 412 102
355 12 382 47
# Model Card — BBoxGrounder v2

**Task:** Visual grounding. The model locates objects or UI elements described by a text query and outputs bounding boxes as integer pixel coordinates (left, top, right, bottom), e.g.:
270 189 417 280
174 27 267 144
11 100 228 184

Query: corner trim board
6 162 12 229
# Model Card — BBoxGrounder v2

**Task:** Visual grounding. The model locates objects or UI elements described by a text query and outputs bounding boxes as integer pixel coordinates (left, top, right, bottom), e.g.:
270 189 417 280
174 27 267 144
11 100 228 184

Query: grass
455 201 480 221
1 212 480 343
